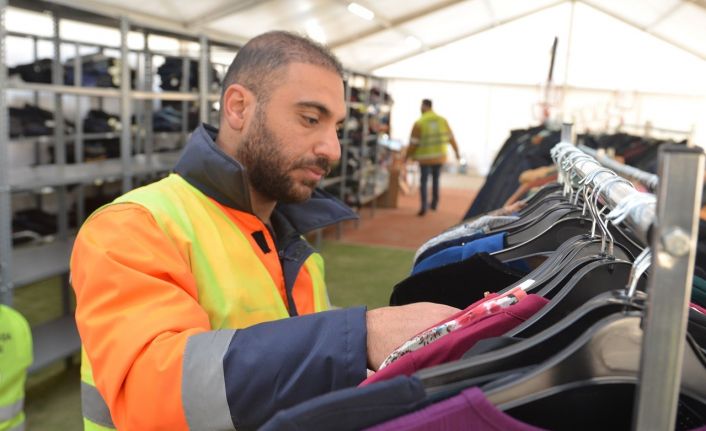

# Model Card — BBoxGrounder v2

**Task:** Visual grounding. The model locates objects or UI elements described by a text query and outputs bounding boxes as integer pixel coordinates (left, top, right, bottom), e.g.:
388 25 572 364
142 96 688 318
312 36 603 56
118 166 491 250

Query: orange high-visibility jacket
71 124 365 430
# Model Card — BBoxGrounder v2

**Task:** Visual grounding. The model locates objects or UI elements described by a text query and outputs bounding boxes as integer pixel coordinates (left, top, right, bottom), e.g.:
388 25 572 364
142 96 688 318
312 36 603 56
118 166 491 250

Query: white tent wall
385 78 706 175
377 0 706 175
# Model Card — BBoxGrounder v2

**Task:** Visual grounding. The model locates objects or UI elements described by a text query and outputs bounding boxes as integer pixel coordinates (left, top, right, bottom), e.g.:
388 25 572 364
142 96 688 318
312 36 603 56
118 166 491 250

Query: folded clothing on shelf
9 55 136 88
157 56 221 92
9 104 75 137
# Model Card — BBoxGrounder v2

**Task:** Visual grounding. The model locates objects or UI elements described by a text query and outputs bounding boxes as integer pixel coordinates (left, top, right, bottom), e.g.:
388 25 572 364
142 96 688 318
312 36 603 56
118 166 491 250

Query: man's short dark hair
220 31 344 111
422 99 433 109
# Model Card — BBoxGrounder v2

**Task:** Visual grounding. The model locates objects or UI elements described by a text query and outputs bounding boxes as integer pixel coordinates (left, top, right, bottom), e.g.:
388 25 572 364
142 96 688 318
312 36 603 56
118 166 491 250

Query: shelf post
199 34 209 124
52 13 69 240
0 0 12 305
119 16 133 192
73 42 85 224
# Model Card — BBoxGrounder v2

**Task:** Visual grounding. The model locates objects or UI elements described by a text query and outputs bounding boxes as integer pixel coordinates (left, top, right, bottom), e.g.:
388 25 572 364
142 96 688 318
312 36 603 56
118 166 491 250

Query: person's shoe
417 209 426 216
430 204 437 211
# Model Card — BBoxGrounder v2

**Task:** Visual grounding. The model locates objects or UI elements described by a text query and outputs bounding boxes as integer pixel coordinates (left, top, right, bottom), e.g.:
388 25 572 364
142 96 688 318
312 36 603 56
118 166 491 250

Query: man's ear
222 84 253 131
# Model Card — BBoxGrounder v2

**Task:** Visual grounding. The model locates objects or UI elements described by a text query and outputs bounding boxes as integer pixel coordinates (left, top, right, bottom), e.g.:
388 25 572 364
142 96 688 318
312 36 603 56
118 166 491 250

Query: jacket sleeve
71 204 368 431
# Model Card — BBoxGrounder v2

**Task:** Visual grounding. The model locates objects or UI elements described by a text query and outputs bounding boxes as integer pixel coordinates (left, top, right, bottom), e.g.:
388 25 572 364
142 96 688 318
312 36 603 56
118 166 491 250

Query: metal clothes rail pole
578 144 659 191
555 124 705 430
634 145 704 430
554 142 655 245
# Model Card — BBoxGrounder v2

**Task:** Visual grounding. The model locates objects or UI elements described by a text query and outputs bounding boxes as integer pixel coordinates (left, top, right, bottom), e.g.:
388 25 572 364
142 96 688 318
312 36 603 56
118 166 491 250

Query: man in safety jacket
406 99 461 216
70 31 458 430
0 305 32 431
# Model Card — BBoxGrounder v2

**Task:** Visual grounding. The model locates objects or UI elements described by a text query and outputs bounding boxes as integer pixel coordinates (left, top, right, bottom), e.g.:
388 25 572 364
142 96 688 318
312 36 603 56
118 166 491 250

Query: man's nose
315 127 341 162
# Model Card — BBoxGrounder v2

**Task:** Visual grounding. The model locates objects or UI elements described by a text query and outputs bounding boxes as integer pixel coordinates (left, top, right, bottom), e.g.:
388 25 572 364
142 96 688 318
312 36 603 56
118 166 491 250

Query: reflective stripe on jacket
411 111 451 162
72 124 365 430
0 305 32 431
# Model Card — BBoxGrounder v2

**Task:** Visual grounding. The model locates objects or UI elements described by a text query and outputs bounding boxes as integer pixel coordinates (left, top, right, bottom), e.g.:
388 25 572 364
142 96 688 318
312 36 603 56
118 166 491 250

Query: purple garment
362 295 548 386
365 387 546 430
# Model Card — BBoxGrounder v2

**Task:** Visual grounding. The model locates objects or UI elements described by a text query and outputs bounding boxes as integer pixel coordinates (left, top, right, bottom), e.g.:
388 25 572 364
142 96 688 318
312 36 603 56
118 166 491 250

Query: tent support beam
366 0 565 72
329 0 466 49
645 1 684 31
580 0 706 62
186 0 268 30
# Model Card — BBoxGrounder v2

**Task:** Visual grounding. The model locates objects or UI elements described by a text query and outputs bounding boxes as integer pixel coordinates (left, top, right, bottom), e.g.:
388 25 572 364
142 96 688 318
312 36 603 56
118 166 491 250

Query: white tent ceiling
37 0 706 84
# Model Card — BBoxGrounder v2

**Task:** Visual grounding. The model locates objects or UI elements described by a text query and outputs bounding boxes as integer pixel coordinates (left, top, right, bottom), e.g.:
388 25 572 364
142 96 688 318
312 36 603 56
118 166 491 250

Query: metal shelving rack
328 70 391 216
1 0 390 370
0 0 239 373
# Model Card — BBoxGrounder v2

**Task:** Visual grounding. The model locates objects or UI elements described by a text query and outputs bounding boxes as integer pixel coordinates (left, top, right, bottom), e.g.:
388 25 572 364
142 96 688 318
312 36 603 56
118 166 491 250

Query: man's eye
304 116 319 125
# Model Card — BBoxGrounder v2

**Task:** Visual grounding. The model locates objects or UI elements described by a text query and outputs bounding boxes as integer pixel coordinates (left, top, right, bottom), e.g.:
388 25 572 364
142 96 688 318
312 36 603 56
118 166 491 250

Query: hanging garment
464 126 557 220
412 232 530 275
413 215 519 266
362 295 548 386
380 289 528 370
390 252 528 309
412 233 505 275
693 276 706 308
260 376 426 431
364 387 546 431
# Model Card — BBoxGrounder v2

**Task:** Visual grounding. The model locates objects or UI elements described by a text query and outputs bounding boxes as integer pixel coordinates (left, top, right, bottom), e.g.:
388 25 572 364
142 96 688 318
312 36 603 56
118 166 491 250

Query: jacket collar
174 124 357 234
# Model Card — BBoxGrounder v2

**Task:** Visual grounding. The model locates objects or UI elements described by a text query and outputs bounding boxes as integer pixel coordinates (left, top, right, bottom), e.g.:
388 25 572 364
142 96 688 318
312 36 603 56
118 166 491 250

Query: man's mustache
293 157 332 177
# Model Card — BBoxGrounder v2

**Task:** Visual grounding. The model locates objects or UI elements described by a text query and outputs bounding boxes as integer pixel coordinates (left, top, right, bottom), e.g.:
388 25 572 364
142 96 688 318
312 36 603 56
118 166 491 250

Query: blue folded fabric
411 233 506 275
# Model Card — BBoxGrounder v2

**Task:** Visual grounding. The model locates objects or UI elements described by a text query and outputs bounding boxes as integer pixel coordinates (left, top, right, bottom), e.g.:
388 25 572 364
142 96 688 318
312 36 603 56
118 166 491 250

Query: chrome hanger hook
592 175 631 255
626 247 652 298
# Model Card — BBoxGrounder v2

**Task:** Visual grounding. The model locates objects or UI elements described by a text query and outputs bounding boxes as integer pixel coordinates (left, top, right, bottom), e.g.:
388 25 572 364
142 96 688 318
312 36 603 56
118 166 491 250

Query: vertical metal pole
633 145 705 430
143 31 153 168
337 77 353 239
73 43 85 225
32 36 39 106
32 35 40 176
97 47 104 112
134 43 145 155
561 122 572 143
119 17 132 193
561 0 576 113
198 34 209 125
180 54 189 142
52 14 68 240
0 0 13 305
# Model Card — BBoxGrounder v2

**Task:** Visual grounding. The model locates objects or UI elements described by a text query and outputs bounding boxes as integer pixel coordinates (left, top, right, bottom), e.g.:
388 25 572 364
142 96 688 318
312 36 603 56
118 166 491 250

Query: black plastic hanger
417 290 645 393
491 215 592 262
484 313 706 411
507 258 635 337
497 235 633 299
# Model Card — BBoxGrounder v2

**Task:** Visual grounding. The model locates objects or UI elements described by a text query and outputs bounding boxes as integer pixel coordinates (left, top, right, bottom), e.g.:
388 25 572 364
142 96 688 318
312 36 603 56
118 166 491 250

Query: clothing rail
552 141 655 246
577 144 659 192
554 123 705 431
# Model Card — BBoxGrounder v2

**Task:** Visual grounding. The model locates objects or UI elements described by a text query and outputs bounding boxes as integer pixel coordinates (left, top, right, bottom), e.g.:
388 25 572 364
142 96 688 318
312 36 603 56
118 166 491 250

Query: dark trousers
419 164 442 211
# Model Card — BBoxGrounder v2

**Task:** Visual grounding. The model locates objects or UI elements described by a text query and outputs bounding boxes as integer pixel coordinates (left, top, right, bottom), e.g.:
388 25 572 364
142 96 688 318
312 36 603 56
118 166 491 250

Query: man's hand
366 302 460 370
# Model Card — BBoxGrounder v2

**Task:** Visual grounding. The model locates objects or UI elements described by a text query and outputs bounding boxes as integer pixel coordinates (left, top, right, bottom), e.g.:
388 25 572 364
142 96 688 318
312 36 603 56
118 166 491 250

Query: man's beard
235 108 331 203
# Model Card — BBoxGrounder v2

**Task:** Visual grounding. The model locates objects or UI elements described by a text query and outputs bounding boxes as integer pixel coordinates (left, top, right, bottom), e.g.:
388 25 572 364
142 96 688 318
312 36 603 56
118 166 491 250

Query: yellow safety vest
81 173 329 430
411 111 451 162
0 305 32 431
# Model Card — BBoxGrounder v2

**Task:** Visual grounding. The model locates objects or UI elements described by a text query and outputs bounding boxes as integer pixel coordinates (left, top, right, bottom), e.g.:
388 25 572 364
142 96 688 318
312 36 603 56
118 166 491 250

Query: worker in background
406 99 461 216
70 31 458 431
0 304 32 431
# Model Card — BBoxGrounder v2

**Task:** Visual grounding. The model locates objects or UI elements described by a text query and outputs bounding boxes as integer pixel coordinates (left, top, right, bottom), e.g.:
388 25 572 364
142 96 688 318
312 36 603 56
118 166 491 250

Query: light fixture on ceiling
305 20 327 44
347 2 375 21
405 35 422 49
